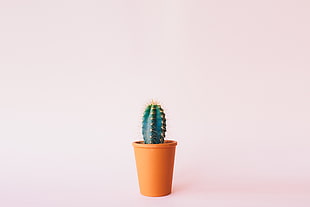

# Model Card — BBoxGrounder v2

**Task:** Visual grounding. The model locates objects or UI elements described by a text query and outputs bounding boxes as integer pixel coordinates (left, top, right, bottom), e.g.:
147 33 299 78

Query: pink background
0 0 309 206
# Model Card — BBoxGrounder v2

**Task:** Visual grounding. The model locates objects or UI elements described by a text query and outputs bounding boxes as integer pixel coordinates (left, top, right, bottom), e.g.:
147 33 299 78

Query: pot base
141 191 171 197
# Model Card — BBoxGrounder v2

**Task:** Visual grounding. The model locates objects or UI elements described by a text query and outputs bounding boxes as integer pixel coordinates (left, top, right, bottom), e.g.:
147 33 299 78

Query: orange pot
132 140 177 197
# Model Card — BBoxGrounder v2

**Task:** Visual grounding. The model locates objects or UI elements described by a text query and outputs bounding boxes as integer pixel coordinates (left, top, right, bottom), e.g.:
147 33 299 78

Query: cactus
142 102 166 144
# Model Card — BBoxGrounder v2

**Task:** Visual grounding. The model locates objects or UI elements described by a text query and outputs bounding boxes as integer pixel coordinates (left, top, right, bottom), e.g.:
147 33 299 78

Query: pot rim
132 140 177 149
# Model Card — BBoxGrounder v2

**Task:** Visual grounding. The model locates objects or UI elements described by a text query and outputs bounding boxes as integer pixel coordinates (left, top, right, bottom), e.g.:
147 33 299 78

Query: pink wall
0 0 309 206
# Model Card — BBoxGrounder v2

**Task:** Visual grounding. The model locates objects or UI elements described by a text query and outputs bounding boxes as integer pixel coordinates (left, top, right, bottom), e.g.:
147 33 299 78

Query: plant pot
132 140 177 197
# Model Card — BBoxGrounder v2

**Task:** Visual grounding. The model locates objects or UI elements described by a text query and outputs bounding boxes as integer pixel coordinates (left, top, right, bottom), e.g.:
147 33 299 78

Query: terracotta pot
132 140 177 197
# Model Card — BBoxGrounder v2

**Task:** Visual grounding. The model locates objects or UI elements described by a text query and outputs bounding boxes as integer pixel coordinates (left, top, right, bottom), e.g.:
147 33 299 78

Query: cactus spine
142 102 166 144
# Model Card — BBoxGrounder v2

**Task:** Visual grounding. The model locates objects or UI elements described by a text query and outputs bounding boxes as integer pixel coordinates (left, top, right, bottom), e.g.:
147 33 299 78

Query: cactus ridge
142 103 166 144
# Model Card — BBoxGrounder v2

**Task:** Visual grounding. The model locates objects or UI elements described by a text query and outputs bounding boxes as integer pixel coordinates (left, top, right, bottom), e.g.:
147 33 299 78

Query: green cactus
142 102 166 144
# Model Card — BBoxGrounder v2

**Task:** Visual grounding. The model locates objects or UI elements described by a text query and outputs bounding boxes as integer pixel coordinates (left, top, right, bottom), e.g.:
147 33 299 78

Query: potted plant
132 101 177 197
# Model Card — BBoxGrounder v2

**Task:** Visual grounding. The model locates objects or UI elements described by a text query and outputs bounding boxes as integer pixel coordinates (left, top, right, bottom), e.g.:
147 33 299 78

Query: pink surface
0 0 309 206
